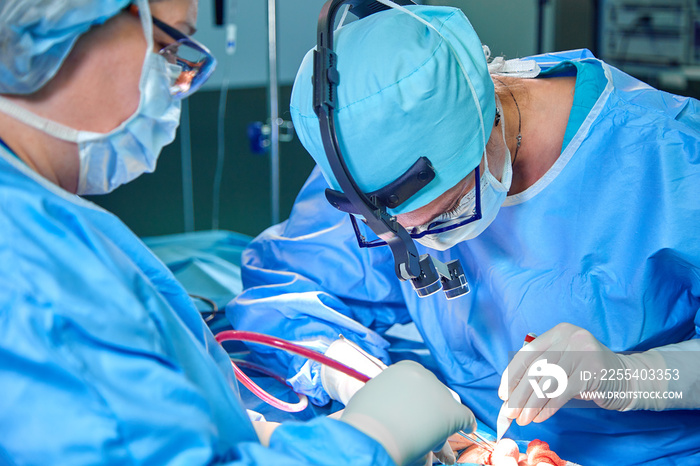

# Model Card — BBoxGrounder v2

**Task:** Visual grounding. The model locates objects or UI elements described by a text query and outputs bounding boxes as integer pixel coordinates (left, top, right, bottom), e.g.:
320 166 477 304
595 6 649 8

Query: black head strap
325 156 435 213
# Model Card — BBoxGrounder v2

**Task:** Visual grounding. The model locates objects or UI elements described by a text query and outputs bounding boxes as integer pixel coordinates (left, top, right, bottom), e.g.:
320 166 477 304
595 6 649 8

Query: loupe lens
411 255 443 297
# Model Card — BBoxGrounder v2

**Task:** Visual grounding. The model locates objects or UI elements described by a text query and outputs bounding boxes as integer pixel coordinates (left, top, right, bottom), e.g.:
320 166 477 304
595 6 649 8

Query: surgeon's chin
413 225 492 251
413 237 457 252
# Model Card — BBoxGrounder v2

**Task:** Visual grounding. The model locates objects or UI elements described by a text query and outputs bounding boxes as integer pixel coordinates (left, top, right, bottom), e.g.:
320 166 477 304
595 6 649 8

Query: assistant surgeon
0 1 475 464
228 4 700 465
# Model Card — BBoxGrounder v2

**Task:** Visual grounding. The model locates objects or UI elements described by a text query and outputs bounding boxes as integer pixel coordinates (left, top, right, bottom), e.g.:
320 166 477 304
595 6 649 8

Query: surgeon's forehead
150 0 198 35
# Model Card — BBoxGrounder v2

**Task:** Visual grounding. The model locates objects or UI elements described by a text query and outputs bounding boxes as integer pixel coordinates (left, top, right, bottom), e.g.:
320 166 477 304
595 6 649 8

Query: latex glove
432 440 457 465
498 322 668 426
651 338 700 410
341 360 475 466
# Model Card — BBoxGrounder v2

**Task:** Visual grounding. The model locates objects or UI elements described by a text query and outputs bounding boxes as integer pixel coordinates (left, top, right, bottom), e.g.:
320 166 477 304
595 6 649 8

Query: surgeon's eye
443 204 461 218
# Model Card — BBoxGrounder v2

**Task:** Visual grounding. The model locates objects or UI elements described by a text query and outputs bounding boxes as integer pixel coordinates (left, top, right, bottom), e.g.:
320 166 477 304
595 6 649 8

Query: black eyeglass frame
351 165 483 248
129 4 217 99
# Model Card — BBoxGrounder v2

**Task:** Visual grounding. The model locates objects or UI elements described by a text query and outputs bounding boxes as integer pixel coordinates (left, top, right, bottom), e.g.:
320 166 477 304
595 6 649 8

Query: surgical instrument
497 333 537 441
457 430 495 453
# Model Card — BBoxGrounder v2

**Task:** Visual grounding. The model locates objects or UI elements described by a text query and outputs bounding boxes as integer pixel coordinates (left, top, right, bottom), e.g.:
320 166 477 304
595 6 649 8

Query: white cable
212 58 230 231
337 4 350 30
212 1 237 230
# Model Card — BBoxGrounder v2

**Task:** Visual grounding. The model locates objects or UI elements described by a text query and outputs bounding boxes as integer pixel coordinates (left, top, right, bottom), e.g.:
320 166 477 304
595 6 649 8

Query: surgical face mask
412 99 513 250
74 53 182 195
0 0 181 195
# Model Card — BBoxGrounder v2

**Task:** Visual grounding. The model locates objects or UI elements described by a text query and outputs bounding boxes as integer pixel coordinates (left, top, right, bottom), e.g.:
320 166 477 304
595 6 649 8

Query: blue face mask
0 0 181 195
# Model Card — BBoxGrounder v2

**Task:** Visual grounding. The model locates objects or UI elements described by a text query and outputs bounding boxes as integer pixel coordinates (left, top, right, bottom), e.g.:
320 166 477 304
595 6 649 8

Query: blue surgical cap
290 6 496 215
0 0 131 94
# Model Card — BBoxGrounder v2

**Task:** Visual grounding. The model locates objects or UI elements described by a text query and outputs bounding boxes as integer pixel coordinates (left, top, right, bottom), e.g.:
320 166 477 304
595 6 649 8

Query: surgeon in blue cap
228 3 700 465
0 1 477 464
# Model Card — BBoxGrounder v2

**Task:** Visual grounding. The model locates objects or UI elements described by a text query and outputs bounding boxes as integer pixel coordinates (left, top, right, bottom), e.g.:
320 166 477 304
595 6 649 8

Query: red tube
216 330 371 383
229 359 308 413
230 358 289 384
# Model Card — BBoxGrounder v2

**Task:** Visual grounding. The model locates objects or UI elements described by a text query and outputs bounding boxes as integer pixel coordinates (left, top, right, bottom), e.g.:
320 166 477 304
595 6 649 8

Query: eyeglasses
351 166 482 248
129 4 216 99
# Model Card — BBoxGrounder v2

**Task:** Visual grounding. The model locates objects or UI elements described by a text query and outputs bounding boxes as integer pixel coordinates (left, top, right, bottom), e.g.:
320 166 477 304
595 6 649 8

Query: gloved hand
498 323 668 426
341 360 475 466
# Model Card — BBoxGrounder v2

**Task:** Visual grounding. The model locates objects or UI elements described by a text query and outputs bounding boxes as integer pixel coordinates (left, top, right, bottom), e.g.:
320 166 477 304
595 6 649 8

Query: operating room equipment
246 119 294 155
234 0 295 226
229 356 310 413
216 330 373 381
212 0 237 231
216 329 489 455
221 329 492 457
495 402 514 444
497 333 537 442
600 0 692 67
312 0 470 300
180 98 195 232
267 0 281 225
216 330 371 412
247 0 296 163
189 294 219 322
457 430 495 454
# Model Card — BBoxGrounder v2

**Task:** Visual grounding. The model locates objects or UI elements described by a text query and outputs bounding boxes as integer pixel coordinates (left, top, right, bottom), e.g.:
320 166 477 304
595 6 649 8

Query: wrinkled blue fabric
0 147 393 465
144 230 251 334
228 50 700 466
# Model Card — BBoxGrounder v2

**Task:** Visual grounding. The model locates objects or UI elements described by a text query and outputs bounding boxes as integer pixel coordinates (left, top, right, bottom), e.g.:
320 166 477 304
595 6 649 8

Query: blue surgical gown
0 147 393 465
228 51 700 465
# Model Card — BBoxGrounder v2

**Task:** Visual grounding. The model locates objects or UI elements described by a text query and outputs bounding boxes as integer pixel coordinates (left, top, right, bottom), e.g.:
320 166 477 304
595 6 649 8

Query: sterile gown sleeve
227 167 412 404
0 151 396 466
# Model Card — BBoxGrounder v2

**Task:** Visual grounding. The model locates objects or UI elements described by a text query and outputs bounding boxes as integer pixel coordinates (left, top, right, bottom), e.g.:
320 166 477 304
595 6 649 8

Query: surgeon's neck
0 99 79 193
500 76 575 195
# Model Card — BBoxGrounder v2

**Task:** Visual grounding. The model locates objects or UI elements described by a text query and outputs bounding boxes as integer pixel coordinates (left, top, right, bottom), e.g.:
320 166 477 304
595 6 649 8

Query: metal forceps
457 430 495 453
